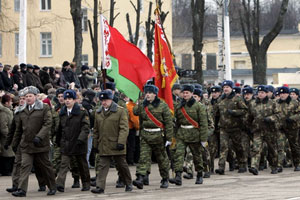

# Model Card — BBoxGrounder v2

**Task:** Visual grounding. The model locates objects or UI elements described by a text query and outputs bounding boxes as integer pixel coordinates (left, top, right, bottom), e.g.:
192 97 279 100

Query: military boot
195 172 203 184
169 172 182 186
215 169 225 175
125 184 133 192
6 185 18 193
143 172 150 185
277 166 283 173
294 166 300 171
183 172 193 179
91 187 104 194
229 161 235 171
271 168 278 174
160 178 169 188
132 174 144 189
238 167 247 173
72 177 80 188
116 177 125 188
38 185 46 191
248 167 258 175
203 172 210 178
12 189 26 197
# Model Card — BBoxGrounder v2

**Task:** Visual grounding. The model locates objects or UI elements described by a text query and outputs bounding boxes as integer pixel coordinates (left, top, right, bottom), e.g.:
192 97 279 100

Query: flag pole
99 1 106 89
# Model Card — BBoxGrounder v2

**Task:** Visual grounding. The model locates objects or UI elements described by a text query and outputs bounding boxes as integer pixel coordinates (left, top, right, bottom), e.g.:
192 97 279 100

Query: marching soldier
12 86 56 197
91 90 132 194
170 84 208 186
215 80 248 175
248 85 279 175
55 90 91 192
132 85 173 189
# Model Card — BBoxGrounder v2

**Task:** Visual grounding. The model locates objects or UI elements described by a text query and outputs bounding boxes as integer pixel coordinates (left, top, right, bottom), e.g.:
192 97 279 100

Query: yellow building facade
0 0 172 67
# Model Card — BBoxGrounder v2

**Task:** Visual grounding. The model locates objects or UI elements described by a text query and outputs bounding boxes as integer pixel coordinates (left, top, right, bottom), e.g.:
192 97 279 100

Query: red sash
181 107 199 128
144 107 164 129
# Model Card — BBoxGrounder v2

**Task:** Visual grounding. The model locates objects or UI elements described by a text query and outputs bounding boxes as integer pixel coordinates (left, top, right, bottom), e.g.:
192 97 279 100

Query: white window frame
14 0 20 12
40 0 51 11
40 32 52 57
81 54 88 66
15 33 19 56
82 8 88 32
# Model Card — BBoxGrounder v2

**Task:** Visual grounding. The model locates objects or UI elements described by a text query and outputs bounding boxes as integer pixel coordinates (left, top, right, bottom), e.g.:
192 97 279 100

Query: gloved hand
92 147 99 154
227 109 235 116
76 140 84 145
4 144 9 150
116 143 124 151
165 141 172 147
263 117 272 124
286 117 294 123
33 136 42 147
201 142 208 148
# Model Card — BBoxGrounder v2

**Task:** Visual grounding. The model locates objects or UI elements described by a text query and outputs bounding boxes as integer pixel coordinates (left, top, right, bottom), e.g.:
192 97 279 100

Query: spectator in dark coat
33 65 44 93
1 65 14 91
25 64 35 87
0 63 5 90
20 63 27 86
59 61 75 88
12 65 25 90
40 67 52 86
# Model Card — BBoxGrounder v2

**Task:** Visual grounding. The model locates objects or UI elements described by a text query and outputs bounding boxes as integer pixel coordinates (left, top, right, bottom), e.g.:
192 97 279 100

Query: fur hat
278 86 290 94
193 88 203 97
56 88 66 96
33 65 40 70
222 80 234 88
144 85 159 95
98 90 113 100
242 87 253 94
81 65 89 71
193 83 202 90
290 88 299 96
63 90 77 99
18 89 26 97
181 84 194 93
27 64 34 69
24 86 40 95
210 86 222 93
267 85 275 93
233 86 241 94
172 83 182 91
102 82 116 91
257 85 268 93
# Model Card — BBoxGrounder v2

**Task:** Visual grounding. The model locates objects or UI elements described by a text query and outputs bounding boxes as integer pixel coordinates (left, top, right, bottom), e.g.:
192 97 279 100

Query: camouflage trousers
209 132 218 172
282 129 300 167
278 131 287 167
136 138 169 179
250 130 278 170
184 147 194 174
218 129 247 170
174 138 203 173
51 145 80 179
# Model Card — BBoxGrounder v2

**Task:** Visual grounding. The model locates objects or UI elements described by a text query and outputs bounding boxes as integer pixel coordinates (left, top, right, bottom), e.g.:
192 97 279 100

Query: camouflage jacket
134 97 173 143
175 97 208 143
276 96 300 130
248 97 279 133
216 92 248 131
201 99 214 137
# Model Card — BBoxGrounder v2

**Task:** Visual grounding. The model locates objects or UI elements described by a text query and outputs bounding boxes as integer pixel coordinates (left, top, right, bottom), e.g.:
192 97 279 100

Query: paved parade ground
1 163 300 200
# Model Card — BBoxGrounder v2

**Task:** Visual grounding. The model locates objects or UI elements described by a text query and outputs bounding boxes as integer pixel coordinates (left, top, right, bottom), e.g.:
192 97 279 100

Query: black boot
38 185 46 192
183 172 193 179
160 178 169 188
72 177 80 188
294 166 300 171
143 172 149 185
125 184 133 192
12 189 26 197
6 185 18 193
229 161 235 171
238 167 247 173
132 174 144 189
47 189 56 196
169 172 182 186
215 169 225 175
56 185 64 192
271 168 278 174
203 172 210 178
116 177 125 188
91 187 104 194
195 172 203 184
277 167 283 173
248 167 258 175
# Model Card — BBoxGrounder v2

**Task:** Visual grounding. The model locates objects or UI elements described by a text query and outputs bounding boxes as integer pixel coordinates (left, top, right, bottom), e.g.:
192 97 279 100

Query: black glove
264 117 272 124
4 144 9 150
92 147 99 154
116 143 124 151
227 109 235 116
286 117 294 123
76 140 84 145
33 136 42 147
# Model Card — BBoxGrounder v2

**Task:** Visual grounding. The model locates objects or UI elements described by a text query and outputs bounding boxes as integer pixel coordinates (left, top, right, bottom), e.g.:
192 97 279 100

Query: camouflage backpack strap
180 107 199 128
144 106 164 129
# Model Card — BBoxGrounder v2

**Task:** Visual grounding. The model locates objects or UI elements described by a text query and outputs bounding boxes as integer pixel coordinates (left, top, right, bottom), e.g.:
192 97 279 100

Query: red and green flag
100 15 155 102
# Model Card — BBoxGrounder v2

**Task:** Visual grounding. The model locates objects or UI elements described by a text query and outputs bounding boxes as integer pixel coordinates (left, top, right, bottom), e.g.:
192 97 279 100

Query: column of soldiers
3 79 300 197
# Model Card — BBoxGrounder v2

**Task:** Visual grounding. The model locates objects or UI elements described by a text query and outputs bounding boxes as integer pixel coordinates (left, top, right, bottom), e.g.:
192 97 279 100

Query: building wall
0 0 172 67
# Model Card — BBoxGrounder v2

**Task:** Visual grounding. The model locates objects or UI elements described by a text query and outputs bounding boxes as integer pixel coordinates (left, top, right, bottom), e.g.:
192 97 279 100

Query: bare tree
126 0 141 45
191 0 205 84
239 0 289 84
88 0 98 69
70 0 83 73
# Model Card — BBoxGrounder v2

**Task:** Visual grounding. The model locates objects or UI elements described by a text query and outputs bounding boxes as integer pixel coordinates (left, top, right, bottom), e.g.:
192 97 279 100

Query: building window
234 60 246 69
0 34 2 57
41 0 51 11
15 33 19 56
14 0 20 12
181 54 192 69
82 8 88 32
206 53 217 70
81 54 88 66
40 32 52 57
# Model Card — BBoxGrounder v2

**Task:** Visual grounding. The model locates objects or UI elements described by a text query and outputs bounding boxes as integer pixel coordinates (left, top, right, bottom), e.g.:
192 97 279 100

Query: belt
143 128 162 132
180 125 195 129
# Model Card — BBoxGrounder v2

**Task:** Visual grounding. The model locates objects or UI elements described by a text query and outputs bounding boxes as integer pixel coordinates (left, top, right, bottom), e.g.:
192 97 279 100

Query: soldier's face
290 92 298 100
267 91 273 98
145 92 156 102
243 93 253 101
280 93 289 100
57 94 65 104
65 98 75 109
183 91 193 100
211 92 221 99
173 89 181 96
25 93 36 105
19 96 26 106
193 95 201 102
101 99 113 108
223 86 232 95
257 91 267 99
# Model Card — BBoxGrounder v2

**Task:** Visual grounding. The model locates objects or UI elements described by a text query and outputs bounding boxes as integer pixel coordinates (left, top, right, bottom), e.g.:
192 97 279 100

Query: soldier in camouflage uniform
52 88 81 188
215 80 248 175
276 86 300 172
132 85 173 189
209 85 222 173
247 85 280 175
170 84 208 186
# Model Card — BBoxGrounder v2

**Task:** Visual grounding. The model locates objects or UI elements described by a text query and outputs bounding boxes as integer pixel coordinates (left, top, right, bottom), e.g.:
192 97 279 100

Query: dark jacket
39 70 51 86
32 72 44 93
12 71 25 90
56 103 90 156
1 71 14 91
25 71 35 87
13 100 52 154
